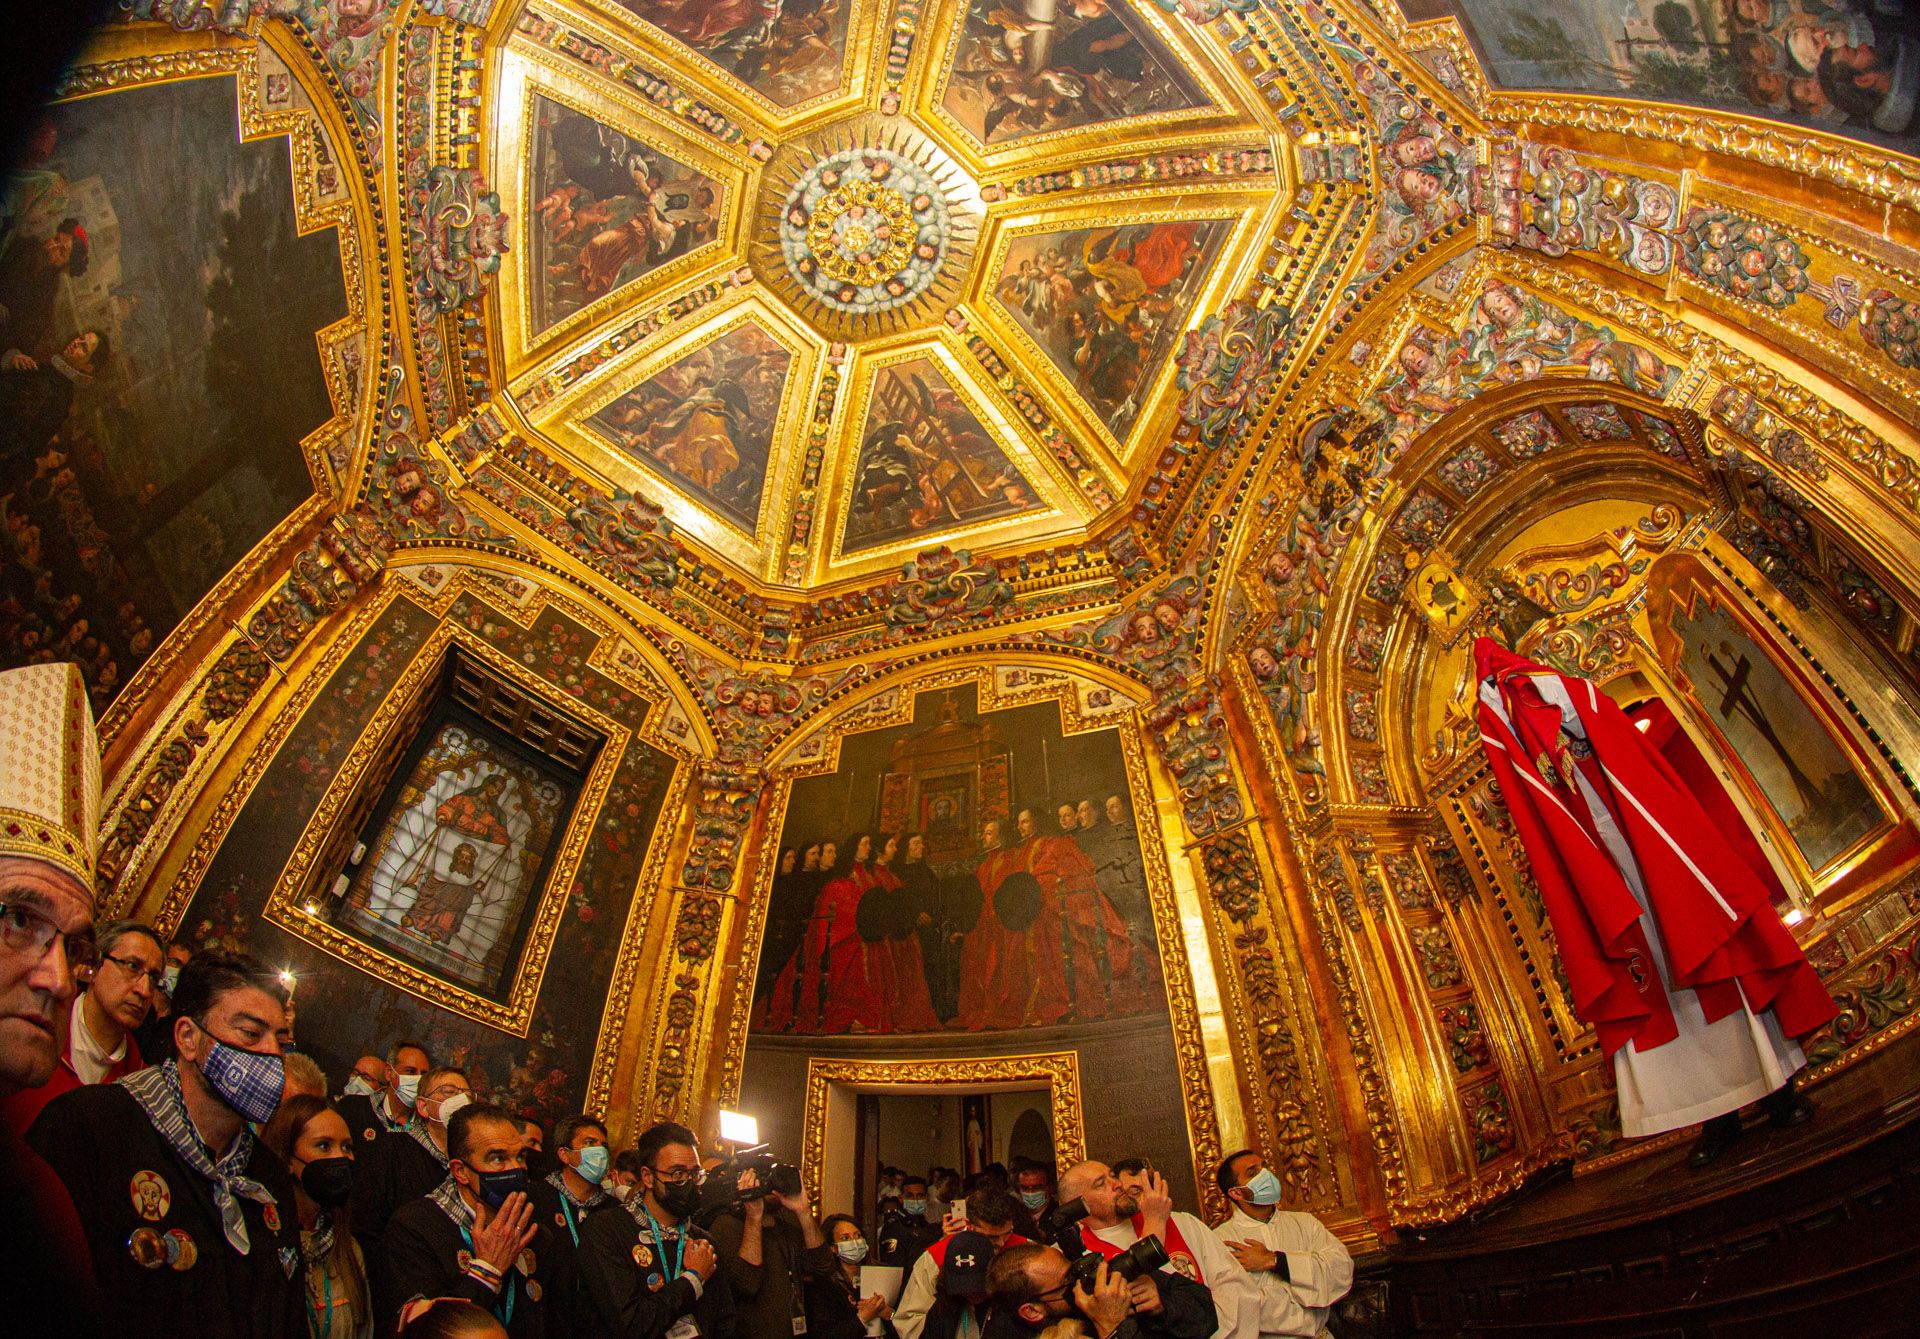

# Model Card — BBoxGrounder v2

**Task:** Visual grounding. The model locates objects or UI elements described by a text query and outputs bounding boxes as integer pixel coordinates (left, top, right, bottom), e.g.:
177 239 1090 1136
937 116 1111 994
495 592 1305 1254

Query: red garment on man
1472 639 1834 1059
1080 1213 1206 1285
958 845 1071 1030
867 861 941 1032
805 863 890 1033
0 1025 143 1138
1023 834 1151 1020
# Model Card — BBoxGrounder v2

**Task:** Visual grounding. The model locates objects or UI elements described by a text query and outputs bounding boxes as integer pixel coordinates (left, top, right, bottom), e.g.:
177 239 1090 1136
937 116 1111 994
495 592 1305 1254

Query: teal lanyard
304 1263 333 1338
560 1194 580 1248
640 1204 686 1278
458 1224 518 1327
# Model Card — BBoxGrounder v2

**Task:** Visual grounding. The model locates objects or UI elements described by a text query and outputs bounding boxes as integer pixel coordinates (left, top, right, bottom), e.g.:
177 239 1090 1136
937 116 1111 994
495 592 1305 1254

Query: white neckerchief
69 993 127 1084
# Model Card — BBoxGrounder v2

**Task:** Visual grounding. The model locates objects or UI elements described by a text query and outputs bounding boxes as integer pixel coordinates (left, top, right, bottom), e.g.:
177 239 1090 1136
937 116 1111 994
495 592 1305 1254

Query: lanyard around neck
458 1223 518 1327
304 1262 333 1339
641 1202 687 1279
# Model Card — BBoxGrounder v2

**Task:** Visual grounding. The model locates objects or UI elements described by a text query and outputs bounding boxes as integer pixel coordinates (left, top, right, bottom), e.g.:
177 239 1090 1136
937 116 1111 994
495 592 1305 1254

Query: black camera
1065 1235 1169 1290
1042 1196 1169 1290
733 1152 802 1201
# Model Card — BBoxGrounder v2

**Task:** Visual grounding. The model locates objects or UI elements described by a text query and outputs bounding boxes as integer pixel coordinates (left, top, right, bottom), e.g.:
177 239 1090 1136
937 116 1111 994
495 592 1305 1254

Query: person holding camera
985 1245 1215 1339
707 1157 834 1339
577 1121 736 1339
895 1184 1027 1339
1060 1161 1258 1339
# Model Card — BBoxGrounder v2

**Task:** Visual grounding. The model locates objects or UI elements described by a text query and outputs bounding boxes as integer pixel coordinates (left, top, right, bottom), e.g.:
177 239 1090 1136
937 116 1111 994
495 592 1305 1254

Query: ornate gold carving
710 660 1223 1210
799 1054 1086 1203
261 619 629 1034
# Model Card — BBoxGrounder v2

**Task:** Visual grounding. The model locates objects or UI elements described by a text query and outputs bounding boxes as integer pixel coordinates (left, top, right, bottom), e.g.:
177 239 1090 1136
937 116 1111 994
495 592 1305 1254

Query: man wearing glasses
0 916 162 1135
0 662 107 1331
579 1120 736 1339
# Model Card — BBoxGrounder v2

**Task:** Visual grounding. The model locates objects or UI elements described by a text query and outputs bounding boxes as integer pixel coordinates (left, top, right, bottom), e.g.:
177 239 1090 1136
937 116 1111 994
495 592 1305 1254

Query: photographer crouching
704 1151 837 1339
984 1242 1215 1339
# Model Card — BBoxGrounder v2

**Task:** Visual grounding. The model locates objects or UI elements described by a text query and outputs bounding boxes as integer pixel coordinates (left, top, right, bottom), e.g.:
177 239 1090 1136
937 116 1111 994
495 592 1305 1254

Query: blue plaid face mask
200 1035 286 1125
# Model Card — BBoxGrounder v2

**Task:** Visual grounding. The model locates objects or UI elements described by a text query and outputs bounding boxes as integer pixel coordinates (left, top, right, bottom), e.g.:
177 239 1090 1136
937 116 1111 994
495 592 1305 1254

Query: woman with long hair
808 1212 894 1339
260 1093 372 1339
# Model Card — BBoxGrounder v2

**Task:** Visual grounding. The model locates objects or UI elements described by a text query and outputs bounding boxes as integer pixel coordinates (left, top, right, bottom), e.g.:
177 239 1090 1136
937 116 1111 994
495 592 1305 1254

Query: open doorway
797 1054 1085 1229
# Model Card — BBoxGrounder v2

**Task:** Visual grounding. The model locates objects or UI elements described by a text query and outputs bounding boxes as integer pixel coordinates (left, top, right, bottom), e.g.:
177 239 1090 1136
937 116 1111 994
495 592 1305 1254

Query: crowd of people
0 665 1353 1339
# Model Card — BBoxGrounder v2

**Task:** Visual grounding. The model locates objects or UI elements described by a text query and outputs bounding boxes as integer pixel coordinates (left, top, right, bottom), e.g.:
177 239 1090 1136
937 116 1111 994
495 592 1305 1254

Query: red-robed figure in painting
958 817 1074 1030
1472 638 1835 1161
865 834 942 1032
756 835 893 1033
1010 807 1153 1020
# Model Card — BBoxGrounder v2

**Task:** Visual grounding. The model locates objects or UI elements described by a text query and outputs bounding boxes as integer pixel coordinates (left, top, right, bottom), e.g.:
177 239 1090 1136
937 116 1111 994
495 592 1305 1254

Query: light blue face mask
902 1198 928 1216
1020 1190 1049 1211
1240 1167 1283 1207
574 1144 611 1184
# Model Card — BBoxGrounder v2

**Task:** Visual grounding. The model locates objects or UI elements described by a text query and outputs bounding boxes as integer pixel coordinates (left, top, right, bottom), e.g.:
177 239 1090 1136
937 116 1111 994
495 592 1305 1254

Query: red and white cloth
1473 639 1836 1136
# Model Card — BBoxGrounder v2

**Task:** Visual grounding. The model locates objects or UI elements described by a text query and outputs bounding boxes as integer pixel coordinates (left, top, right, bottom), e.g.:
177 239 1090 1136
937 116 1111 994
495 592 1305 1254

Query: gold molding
799 1052 1087 1203
260 619 630 1035
711 658 1223 1204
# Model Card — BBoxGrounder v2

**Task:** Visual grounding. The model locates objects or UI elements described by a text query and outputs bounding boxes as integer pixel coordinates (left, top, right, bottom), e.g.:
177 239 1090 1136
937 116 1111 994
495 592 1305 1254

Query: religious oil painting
943 0 1209 146
1670 596 1884 872
993 219 1229 438
0 75 346 708
586 323 792 533
1419 0 1920 151
527 95 721 337
333 706 591 998
612 0 853 108
750 684 1166 1036
842 358 1040 553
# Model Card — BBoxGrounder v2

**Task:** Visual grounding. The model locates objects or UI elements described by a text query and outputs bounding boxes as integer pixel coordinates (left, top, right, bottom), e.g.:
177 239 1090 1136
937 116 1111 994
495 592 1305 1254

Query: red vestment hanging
1472 638 1834 1060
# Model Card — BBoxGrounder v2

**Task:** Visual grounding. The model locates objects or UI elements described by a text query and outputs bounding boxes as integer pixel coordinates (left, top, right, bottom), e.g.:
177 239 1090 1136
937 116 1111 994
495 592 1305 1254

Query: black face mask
299 1156 355 1208
655 1178 703 1221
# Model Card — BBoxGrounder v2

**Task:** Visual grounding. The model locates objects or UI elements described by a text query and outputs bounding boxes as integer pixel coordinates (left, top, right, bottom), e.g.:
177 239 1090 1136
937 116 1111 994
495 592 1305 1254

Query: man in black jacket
985 1243 1216 1339
30 948 303 1339
382 1100 551 1337
352 1062 471 1319
708 1164 835 1339
578 1120 735 1339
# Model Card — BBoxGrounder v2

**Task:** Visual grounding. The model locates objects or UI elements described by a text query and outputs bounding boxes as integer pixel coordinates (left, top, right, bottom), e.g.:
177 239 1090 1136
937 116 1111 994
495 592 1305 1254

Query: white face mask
393 1073 422 1110
427 1090 471 1126
343 1074 380 1098
610 1182 635 1203
835 1239 869 1264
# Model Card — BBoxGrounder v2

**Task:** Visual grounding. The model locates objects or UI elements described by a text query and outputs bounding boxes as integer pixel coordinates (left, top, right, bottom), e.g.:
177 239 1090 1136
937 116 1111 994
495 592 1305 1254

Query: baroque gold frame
799 1052 1087 1205
711 659 1226 1205
262 616 630 1033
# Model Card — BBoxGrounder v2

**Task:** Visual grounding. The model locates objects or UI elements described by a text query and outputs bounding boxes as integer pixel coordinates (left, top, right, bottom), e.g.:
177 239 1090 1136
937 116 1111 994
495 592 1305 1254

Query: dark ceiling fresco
1406 0 1920 150
0 73 346 710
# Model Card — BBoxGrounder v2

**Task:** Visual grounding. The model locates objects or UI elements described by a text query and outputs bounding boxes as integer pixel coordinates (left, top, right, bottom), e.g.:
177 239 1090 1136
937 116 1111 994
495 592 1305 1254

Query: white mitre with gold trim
0 663 100 890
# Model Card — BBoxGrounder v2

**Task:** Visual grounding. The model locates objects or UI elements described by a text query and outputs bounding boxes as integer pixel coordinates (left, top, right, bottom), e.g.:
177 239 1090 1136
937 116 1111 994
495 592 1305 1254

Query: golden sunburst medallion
751 117 980 343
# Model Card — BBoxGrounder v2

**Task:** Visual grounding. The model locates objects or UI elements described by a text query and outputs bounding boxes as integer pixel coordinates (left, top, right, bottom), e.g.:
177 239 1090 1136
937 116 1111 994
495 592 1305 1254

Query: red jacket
0 1024 145 1138
1473 639 1835 1057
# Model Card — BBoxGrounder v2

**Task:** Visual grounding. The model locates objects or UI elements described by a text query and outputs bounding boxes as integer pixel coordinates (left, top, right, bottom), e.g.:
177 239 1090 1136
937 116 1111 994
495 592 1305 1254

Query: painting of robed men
336 717 576 996
751 685 1165 1037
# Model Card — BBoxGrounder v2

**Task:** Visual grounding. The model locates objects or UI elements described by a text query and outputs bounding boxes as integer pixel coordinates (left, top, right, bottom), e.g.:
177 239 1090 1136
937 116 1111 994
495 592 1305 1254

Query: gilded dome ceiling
489 0 1282 590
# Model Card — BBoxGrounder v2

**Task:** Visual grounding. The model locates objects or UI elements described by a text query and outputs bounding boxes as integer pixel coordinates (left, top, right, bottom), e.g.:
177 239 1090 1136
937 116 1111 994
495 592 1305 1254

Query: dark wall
177 589 677 1127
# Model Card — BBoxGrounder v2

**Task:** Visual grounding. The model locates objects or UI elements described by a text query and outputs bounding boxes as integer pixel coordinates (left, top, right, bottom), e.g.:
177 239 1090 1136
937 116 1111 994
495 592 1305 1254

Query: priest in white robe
1211 1150 1351 1339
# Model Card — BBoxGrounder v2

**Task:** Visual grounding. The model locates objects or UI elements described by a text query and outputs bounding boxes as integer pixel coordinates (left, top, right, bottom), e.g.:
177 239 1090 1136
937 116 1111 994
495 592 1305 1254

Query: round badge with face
130 1170 171 1222
632 1244 653 1268
457 1249 473 1271
527 1279 545 1303
128 1227 167 1269
519 1248 537 1276
164 1228 198 1272
364 1128 378 1143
